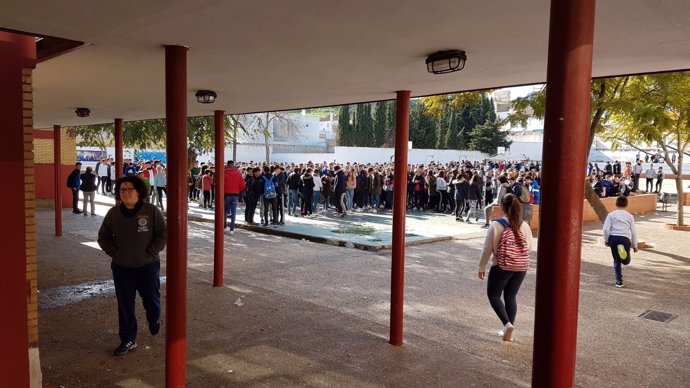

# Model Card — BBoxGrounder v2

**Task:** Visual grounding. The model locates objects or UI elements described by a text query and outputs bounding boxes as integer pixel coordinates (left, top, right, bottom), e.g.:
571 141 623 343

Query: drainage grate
639 310 677 323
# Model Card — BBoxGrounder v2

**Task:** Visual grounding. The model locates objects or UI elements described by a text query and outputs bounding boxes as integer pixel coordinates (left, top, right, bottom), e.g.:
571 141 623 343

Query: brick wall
33 128 76 208
23 68 38 345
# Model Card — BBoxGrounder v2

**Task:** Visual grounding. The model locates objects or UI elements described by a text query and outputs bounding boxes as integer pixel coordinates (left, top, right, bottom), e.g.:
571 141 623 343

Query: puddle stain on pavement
39 277 167 309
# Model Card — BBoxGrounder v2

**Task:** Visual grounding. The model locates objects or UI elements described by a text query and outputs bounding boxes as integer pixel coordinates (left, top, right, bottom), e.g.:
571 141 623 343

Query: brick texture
23 68 38 345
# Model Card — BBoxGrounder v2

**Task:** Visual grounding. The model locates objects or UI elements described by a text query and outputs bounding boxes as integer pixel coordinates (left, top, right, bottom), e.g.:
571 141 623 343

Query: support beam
213 110 225 287
532 1 596 387
0 30 35 388
53 124 62 237
114 118 123 180
390 90 410 346
164 44 188 388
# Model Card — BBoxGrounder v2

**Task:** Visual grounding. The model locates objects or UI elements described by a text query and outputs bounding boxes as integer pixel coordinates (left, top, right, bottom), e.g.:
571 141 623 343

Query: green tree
468 120 512 154
337 105 353 146
409 100 437 148
604 72 690 226
508 77 629 223
373 102 388 147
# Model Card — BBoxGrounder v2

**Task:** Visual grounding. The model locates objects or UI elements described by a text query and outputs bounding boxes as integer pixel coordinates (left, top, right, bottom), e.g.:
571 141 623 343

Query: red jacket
224 168 245 195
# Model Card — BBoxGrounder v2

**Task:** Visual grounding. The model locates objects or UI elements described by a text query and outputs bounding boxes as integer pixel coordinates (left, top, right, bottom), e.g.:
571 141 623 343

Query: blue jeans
312 191 321 213
346 189 354 210
371 194 381 209
608 235 632 282
224 195 239 230
288 189 299 214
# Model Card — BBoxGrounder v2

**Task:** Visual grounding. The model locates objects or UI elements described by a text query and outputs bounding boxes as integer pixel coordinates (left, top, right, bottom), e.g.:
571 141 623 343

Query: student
478 193 532 342
603 196 639 288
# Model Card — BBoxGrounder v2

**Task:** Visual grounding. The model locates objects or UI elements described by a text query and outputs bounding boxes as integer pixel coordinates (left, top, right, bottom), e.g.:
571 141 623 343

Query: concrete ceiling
2 0 690 128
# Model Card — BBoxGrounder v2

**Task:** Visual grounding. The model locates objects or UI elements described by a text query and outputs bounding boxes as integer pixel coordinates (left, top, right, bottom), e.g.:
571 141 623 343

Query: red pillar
532 1 596 387
53 125 63 237
0 30 35 388
390 90 410 346
164 44 188 388
213 110 225 287
114 118 123 180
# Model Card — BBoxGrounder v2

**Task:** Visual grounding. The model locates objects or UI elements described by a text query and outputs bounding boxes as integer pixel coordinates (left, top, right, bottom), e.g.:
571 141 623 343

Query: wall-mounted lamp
195 90 217 104
75 108 91 117
426 50 467 74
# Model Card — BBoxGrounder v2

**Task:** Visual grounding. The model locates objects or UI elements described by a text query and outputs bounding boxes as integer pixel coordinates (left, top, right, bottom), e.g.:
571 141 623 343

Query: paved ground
35 196 690 387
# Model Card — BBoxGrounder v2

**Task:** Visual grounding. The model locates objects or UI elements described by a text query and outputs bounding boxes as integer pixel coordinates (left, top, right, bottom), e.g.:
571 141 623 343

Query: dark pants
262 197 278 224
276 193 285 223
645 178 654 192
224 195 239 230
335 190 346 213
301 192 313 215
203 190 211 208
487 265 527 325
655 179 663 192
633 173 641 191
246 195 259 223
101 177 110 194
156 187 167 210
112 261 161 343
71 188 80 212
608 235 632 283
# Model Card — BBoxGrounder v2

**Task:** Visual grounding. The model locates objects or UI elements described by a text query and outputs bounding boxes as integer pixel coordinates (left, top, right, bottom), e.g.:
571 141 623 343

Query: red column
53 125 62 237
164 44 188 388
114 118 123 180
390 90 410 346
213 110 225 287
532 1 596 387
0 30 34 388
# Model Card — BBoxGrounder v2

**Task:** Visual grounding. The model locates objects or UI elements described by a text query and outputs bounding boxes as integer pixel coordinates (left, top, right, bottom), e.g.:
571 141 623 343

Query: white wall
270 147 488 165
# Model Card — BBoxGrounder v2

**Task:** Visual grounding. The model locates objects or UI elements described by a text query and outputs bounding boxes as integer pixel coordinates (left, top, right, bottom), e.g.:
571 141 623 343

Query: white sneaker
501 323 514 342
229 230 234 235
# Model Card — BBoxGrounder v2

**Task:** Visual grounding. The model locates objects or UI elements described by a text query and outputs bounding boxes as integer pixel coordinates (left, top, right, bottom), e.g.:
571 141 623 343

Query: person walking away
287 168 301 216
80 166 97 216
274 166 287 224
244 168 263 224
482 176 509 228
201 170 213 209
478 194 532 342
333 165 347 217
223 160 246 234
654 167 664 193
603 196 639 288
153 165 167 211
465 174 483 222
260 166 279 226
97 176 167 355
66 162 83 214
346 168 356 211
312 170 323 213
644 164 655 193
321 173 333 212
98 160 110 195
300 169 315 217
436 171 448 212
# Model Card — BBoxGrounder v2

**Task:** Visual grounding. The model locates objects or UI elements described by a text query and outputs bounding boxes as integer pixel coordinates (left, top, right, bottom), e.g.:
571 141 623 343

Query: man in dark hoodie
66 162 83 214
97 176 167 356
333 165 347 217
245 167 263 225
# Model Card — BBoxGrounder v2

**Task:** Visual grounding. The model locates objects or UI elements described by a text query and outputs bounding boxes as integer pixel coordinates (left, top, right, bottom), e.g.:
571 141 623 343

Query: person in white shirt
632 161 644 192
603 196 639 288
644 164 655 192
98 160 111 195
312 170 323 213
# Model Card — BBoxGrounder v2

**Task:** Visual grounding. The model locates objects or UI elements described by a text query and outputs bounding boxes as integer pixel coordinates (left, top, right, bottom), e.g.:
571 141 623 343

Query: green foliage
338 105 353 146
468 120 512 154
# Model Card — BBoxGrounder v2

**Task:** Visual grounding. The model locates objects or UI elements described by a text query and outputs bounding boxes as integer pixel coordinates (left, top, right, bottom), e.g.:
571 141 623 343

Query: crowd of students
588 160 665 198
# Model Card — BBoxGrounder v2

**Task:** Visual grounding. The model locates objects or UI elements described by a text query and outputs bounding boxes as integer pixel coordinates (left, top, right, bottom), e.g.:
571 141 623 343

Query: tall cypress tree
373 102 387 146
338 105 353 146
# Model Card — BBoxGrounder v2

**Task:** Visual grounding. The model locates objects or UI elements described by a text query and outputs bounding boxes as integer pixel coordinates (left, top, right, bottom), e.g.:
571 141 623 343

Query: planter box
489 194 657 230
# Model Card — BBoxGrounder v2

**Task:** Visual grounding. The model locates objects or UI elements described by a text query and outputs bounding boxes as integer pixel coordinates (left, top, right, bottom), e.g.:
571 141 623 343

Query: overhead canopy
2 1 690 128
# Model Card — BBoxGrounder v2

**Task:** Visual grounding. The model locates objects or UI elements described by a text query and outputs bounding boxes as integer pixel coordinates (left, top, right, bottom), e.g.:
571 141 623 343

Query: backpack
495 218 530 271
262 176 277 199
514 183 530 203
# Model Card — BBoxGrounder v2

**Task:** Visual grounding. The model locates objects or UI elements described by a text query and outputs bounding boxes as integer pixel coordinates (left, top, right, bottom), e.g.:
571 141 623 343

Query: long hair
501 193 524 243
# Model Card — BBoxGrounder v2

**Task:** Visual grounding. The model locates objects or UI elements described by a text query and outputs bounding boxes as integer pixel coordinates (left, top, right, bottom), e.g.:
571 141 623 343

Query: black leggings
487 265 527 325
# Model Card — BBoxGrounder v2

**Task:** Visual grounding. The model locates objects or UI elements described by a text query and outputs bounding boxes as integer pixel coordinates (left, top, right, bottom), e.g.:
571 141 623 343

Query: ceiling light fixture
75 107 90 117
426 50 467 74
195 90 217 104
